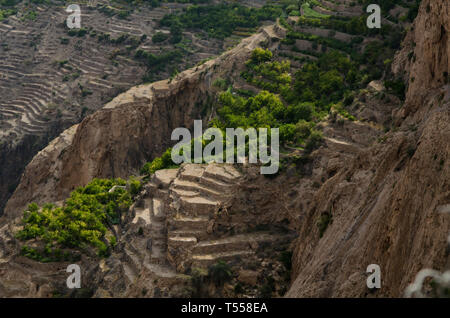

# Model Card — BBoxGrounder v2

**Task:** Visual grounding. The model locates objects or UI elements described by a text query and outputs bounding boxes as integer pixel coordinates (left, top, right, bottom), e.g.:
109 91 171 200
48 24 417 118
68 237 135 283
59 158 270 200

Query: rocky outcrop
0 119 72 215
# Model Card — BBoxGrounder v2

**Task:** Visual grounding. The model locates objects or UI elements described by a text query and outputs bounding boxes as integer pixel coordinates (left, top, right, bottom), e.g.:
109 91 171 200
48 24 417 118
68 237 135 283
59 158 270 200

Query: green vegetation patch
301 2 330 19
159 3 282 40
16 178 141 259
152 31 169 43
0 7 16 21
135 48 184 77
208 260 232 287
140 148 179 175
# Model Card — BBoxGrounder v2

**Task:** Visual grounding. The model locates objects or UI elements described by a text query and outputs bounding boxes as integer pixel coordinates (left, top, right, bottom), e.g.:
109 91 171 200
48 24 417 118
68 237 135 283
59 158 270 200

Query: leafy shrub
140 148 179 176
20 245 42 261
212 78 229 90
234 282 244 294
304 130 323 153
108 235 117 248
190 267 209 297
301 2 329 18
279 251 292 270
384 79 406 100
0 0 19 6
258 276 275 297
117 10 130 19
20 245 79 263
250 48 273 64
208 260 232 287
214 49 342 149
135 49 184 75
279 124 296 144
343 93 355 106
60 37 69 45
287 102 314 122
152 31 169 43
0 8 16 21
128 176 142 196
16 178 137 259
294 120 313 142
68 28 87 37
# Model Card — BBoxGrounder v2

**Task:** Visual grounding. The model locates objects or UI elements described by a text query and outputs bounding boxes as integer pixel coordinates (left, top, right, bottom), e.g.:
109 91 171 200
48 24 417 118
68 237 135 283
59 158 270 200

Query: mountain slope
0 0 448 298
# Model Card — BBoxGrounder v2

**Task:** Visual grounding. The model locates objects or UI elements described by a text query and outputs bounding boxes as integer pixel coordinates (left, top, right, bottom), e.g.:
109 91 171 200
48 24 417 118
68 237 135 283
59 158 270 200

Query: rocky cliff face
0 119 72 215
287 0 449 297
403 0 449 116
391 0 449 120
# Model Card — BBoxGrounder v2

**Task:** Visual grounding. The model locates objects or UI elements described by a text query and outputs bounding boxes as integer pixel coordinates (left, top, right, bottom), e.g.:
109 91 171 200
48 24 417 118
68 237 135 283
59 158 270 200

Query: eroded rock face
287 0 450 297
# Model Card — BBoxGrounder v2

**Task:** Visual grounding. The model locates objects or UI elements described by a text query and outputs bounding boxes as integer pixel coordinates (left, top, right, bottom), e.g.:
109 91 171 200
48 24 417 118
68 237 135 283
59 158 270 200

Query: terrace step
143 262 177 279
199 176 233 192
172 179 224 199
169 229 205 239
168 236 198 248
178 164 205 182
170 215 209 231
202 164 241 183
192 233 281 255
191 250 254 267
171 188 199 198
151 198 165 220
178 196 219 216
153 169 178 188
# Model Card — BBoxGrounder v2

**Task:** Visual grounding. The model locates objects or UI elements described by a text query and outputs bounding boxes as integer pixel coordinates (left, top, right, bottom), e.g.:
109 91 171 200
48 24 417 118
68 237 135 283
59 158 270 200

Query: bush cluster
17 178 140 259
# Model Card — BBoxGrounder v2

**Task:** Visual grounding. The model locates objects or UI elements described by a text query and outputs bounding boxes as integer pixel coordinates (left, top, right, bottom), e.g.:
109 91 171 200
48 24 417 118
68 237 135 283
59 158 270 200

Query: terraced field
197 0 420 188
0 1 219 140
0 0 270 213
